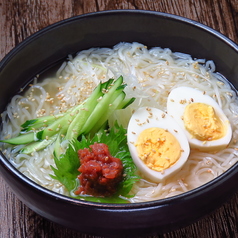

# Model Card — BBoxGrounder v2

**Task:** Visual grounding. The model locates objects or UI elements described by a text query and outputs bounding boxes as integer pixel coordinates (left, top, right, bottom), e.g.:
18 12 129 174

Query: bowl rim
1 9 238 209
1 9 238 66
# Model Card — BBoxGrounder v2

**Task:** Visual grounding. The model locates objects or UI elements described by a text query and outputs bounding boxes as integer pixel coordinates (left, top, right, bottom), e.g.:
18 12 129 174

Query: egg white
167 86 232 152
127 107 190 182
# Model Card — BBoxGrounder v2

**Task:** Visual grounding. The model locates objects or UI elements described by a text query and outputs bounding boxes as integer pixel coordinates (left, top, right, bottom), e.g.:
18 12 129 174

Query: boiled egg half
127 107 190 182
167 86 232 152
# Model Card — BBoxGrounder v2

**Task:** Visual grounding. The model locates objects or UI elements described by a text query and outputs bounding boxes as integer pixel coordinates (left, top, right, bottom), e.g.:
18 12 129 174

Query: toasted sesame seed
179 99 186 104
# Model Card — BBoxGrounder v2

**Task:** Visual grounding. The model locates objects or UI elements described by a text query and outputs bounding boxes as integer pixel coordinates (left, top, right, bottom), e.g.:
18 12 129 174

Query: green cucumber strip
64 78 118 140
65 107 93 140
118 97 136 109
21 119 38 129
21 114 64 132
101 78 114 89
88 92 126 135
21 134 58 154
37 99 89 139
65 85 104 140
0 132 35 145
36 109 80 140
53 133 63 159
80 76 124 134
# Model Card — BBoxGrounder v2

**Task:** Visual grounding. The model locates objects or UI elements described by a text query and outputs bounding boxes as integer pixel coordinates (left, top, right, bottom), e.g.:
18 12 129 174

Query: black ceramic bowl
1 10 238 237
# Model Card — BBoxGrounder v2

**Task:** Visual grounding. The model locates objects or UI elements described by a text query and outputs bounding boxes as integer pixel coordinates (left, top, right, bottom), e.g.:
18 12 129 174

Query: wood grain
1 0 238 237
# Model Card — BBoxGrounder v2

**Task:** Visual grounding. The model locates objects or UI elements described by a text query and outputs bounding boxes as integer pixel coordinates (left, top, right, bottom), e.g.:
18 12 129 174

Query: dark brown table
1 1 238 237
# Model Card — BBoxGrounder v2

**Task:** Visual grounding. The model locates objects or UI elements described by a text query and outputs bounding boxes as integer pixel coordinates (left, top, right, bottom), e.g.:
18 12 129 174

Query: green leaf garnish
51 123 140 203
50 141 80 192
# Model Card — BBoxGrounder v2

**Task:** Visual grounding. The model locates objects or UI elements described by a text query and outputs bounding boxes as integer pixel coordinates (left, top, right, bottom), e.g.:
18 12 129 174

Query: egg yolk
183 102 225 141
135 127 181 172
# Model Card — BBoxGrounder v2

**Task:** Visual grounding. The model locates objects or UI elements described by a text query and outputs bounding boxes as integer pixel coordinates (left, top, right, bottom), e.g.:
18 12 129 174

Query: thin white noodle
1 42 238 202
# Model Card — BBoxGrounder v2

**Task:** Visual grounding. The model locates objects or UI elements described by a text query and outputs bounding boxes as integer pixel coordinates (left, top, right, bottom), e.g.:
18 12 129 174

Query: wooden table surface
1 0 238 237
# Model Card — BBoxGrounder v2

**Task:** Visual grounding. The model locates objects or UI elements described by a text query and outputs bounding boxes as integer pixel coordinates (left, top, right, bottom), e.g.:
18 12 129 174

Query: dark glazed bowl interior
1 10 238 237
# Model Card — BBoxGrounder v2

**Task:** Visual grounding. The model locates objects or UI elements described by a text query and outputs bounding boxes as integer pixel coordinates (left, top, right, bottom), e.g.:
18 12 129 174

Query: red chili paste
74 143 123 197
